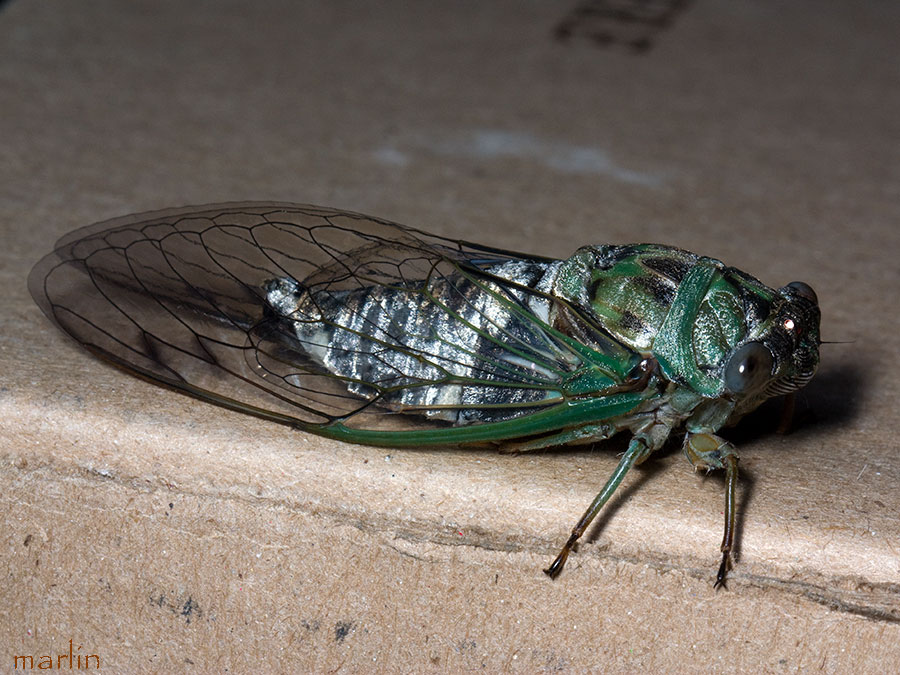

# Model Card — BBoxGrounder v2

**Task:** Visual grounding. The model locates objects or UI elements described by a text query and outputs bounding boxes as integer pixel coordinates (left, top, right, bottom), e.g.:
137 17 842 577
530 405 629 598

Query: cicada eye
724 342 774 395
785 281 818 305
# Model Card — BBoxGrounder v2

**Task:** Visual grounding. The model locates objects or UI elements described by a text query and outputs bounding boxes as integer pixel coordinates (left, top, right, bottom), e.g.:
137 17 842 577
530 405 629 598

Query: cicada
29 203 821 586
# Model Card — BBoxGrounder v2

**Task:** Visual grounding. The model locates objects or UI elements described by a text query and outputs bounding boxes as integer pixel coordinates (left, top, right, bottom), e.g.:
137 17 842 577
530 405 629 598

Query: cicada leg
776 392 796 435
544 436 650 578
498 422 615 453
683 432 739 589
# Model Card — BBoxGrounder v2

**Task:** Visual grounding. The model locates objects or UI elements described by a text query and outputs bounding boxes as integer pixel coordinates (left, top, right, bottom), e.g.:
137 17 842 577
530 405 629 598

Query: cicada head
724 280 821 416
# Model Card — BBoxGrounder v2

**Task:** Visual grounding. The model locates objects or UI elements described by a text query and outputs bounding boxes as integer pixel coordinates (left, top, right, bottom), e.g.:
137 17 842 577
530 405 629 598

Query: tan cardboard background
2 0 899 671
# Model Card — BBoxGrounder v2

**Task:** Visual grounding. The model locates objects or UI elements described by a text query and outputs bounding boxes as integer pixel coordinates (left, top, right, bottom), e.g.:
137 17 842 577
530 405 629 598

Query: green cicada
29 203 821 587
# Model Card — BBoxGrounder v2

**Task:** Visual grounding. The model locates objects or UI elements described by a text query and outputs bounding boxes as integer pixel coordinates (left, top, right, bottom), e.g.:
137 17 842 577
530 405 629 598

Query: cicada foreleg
683 432 739 589
775 392 797 435
544 436 651 578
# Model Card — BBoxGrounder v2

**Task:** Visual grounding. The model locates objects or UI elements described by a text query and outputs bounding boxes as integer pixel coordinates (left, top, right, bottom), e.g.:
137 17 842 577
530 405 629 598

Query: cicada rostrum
29 203 821 586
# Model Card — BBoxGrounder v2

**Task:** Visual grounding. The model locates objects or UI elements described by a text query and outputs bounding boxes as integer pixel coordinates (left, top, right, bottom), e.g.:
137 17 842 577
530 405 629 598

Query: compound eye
724 342 774 395
786 281 818 305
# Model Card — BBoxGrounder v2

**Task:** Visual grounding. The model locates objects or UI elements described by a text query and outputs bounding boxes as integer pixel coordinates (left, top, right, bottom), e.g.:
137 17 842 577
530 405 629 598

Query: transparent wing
29 202 638 435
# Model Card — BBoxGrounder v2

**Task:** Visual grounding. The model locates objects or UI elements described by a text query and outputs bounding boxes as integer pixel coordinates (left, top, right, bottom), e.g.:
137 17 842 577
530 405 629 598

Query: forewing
29 202 633 436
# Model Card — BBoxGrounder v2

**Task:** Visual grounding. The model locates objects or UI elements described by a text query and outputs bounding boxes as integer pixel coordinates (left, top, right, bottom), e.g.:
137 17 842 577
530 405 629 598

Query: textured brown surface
2 0 899 671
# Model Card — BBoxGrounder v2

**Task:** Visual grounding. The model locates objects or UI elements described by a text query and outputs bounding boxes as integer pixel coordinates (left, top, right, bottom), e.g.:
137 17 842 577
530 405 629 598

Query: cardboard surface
2 0 899 671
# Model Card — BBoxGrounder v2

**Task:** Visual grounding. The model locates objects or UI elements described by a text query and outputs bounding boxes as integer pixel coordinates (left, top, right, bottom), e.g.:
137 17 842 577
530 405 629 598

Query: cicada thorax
554 244 699 352
552 244 786 399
